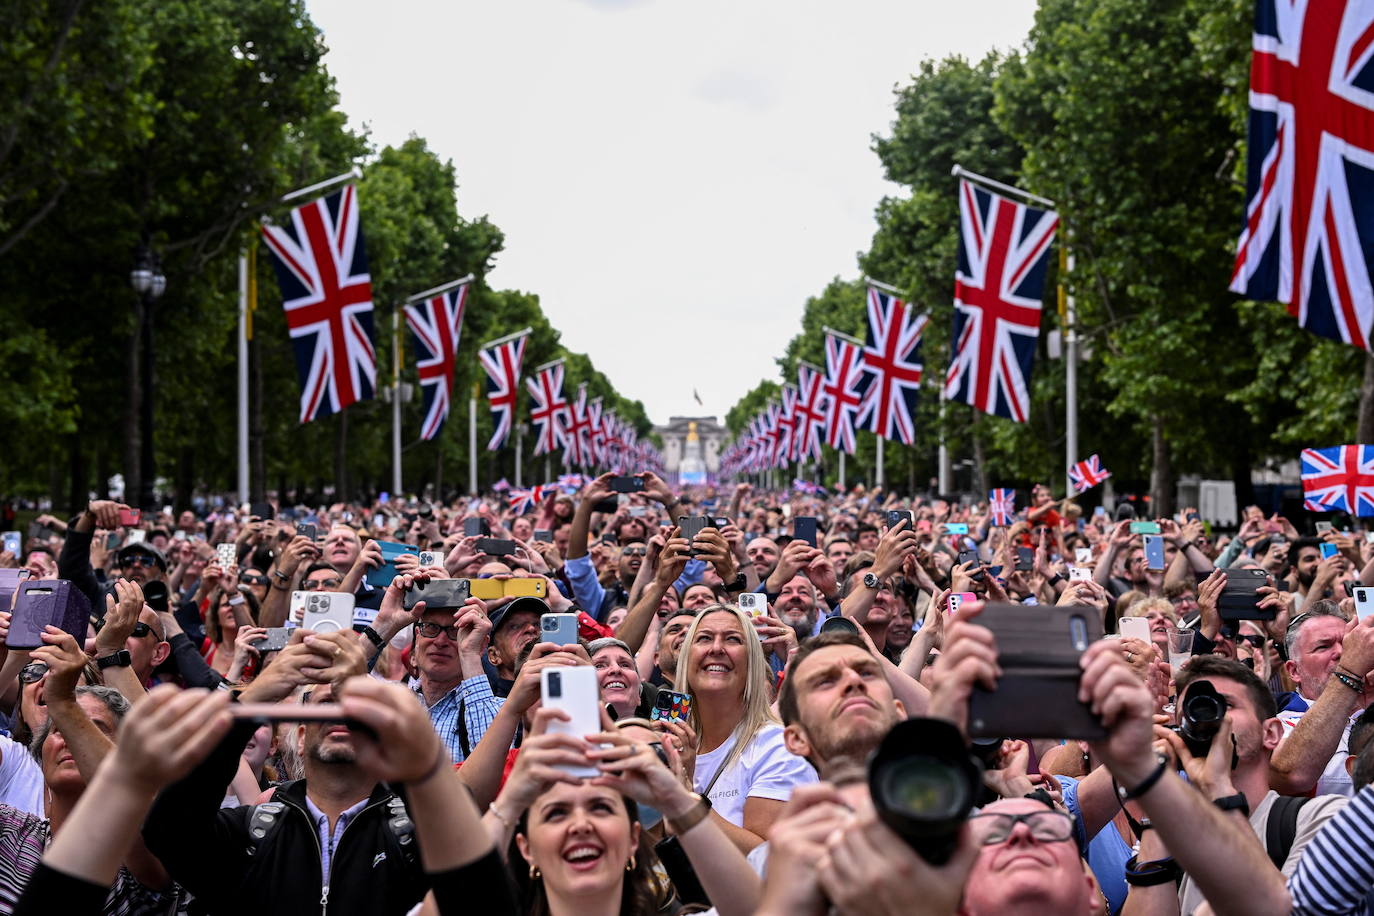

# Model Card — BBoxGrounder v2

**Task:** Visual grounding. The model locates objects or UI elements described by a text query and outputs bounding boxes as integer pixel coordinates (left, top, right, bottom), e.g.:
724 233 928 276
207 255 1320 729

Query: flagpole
280 167 363 204
515 424 523 489
1063 247 1079 496
392 309 403 495
862 276 904 296
822 326 863 347
469 382 479 496
950 164 1056 209
875 435 885 489
479 326 533 350
404 274 474 304
237 252 249 504
937 390 951 495
838 451 846 491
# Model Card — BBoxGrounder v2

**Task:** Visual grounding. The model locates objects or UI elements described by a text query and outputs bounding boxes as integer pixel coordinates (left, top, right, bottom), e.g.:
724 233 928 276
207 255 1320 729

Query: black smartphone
968 604 1105 740
463 518 489 538
533 529 552 542
251 627 292 653
1015 547 1034 572
794 517 818 548
958 548 983 580
610 476 645 493
592 498 618 514
250 502 275 521
712 517 731 529
1219 568 1272 620
885 510 912 530
296 523 318 542
677 516 709 556
476 537 516 557
404 578 472 611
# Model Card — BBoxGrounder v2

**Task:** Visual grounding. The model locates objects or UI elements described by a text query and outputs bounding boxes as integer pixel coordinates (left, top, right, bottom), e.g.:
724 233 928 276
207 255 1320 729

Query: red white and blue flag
1068 455 1112 493
261 185 377 423
822 333 866 455
856 285 927 445
792 362 827 463
1229 0 1374 349
478 331 528 450
774 387 798 467
1301 444 1374 515
944 179 1058 421
563 386 593 469
988 488 1017 526
509 484 552 516
526 361 570 456
403 280 470 440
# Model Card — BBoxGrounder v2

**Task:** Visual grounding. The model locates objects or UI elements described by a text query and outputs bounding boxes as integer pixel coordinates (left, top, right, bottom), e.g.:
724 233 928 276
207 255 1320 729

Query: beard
779 604 818 642
307 737 357 765
807 707 902 773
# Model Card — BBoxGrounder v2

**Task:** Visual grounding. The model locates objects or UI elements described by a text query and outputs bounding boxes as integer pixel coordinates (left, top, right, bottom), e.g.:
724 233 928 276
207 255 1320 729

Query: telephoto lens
868 718 983 864
1175 679 1227 758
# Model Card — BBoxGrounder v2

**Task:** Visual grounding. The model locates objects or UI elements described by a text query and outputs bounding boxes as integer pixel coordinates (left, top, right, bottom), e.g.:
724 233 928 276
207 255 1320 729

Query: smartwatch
723 573 748 593
96 650 133 670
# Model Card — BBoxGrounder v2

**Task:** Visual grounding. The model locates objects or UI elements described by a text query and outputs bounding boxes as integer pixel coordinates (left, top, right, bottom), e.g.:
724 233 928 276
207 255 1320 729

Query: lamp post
130 247 165 510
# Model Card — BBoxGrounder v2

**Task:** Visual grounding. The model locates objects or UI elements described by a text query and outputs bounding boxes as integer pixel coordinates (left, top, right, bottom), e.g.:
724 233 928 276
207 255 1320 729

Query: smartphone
476 538 517 557
467 577 548 600
417 550 441 567
1320 542 1339 560
610 476 645 493
540 612 580 646
883 510 911 531
216 543 238 569
295 523 318 542
1068 566 1092 581
1119 615 1151 642
650 689 693 725
1186 512 1201 523
968 604 1105 740
627 506 648 517
365 540 420 588
591 498 619 514
125 529 147 545
534 529 552 542
250 627 292 653
1 532 19 557
1355 586 1374 621
118 508 143 528
0 569 32 612
172 530 188 543
8 581 91 650
1074 547 1093 565
1130 521 1161 535
819 616 860 636
372 514 386 531
793 517 818 548
250 501 275 521
1015 547 1035 572
1218 568 1271 620
737 592 767 619
946 522 970 535
229 703 357 724
1365 532 1374 545
948 592 977 615
463 518 489 538
957 548 982 580
677 516 710 555
403 578 471 611
1143 535 1165 571
294 591 356 634
1316 521 1334 533
541 666 600 777
1093 506 1107 517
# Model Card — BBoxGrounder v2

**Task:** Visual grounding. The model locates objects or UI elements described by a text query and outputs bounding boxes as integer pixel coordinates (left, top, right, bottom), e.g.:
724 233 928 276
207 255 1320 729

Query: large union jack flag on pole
988 488 1017 526
261 185 377 423
403 277 471 441
526 360 570 456
944 179 1058 421
821 332 866 455
1302 444 1374 515
856 284 927 445
792 362 827 464
478 328 529 451
1068 454 1112 493
563 385 592 469
1229 0 1374 349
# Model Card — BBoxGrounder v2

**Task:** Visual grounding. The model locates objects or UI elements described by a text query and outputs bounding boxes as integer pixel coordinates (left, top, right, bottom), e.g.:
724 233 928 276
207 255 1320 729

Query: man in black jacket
142 627 429 915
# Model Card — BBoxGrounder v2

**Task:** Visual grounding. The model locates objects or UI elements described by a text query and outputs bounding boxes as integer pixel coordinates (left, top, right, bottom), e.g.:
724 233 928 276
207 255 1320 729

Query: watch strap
361 625 386 651
95 650 132 670
1212 793 1250 817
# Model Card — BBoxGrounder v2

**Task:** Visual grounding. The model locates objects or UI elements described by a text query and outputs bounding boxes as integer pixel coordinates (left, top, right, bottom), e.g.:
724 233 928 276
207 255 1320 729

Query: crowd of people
0 474 1373 914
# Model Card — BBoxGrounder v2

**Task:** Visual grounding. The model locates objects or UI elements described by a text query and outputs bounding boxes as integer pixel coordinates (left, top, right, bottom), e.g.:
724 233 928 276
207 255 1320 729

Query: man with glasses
412 588 503 763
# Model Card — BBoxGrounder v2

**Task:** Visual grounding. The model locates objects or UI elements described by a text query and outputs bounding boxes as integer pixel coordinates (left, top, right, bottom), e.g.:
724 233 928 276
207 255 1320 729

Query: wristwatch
723 572 748 593
863 571 881 590
95 650 132 670
1212 793 1250 817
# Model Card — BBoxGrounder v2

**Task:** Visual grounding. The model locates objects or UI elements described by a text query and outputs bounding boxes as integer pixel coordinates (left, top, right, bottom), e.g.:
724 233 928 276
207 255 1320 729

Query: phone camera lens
547 672 561 697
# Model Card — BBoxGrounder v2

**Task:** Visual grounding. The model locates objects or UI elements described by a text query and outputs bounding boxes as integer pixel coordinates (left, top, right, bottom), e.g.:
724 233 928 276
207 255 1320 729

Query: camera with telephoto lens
868 718 982 864
1172 679 1227 759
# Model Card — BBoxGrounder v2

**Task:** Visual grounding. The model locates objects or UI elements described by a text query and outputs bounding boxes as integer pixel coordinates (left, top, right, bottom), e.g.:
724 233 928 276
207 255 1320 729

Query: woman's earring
530 864 542 880
626 854 637 872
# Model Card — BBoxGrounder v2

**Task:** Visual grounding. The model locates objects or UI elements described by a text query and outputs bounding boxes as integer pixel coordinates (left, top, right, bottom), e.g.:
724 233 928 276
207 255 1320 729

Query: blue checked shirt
416 675 504 763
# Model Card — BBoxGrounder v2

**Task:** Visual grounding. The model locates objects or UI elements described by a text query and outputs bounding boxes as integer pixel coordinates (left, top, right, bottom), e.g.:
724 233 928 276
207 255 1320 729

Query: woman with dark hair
200 584 259 677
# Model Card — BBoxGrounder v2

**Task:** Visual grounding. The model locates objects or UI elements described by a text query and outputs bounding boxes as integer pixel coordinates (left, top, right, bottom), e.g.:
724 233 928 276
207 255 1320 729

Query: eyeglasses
306 578 342 590
122 555 158 569
131 622 163 641
239 574 271 586
415 621 460 641
19 663 48 685
967 810 1075 846
622 547 648 557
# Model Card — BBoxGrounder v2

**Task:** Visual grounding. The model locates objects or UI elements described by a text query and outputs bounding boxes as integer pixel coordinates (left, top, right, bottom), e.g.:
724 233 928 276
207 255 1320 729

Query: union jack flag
774 387 798 467
791 363 827 463
557 473 586 492
856 285 927 444
587 398 606 466
944 180 1058 421
563 386 593 469
1301 444 1374 515
478 332 528 450
403 280 470 440
526 361 570 456
261 185 377 423
509 484 552 516
1068 455 1112 493
822 334 866 454
989 488 1017 526
1229 0 1374 349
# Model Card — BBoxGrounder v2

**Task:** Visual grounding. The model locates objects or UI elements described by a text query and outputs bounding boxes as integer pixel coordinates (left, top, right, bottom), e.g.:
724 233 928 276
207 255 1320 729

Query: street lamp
130 246 165 510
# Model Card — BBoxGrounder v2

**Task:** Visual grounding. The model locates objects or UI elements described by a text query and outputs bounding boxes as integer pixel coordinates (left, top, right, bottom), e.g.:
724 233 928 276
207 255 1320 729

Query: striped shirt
415 676 503 763
1290 782 1374 916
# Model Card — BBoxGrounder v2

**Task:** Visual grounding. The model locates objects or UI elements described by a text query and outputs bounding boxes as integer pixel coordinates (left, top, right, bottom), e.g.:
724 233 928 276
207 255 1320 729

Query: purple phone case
0 570 30 613
8 580 91 650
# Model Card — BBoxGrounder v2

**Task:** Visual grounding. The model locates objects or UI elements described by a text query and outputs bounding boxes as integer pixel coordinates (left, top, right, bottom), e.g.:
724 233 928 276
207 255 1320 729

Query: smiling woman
673 604 816 853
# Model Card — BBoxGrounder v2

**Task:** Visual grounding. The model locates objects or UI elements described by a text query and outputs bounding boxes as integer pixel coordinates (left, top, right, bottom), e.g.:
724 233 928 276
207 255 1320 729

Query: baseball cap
488 596 549 633
117 542 167 571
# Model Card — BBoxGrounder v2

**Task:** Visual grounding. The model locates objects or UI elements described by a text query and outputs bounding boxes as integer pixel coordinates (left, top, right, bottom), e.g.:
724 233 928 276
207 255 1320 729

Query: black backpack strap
1265 795 1313 869
457 698 471 759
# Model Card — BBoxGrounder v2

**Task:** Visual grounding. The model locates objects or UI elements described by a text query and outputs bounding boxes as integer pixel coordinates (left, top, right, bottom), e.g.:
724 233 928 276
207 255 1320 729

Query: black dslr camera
868 718 983 864
1172 679 1236 768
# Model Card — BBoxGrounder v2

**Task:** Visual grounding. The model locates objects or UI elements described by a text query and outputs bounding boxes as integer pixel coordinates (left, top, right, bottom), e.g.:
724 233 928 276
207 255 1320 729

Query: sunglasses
122 555 159 569
19 662 48 685
239 574 271 586
622 546 648 557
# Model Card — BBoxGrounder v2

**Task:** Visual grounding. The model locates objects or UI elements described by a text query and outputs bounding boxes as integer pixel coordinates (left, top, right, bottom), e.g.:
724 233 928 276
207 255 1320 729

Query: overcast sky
311 0 1039 426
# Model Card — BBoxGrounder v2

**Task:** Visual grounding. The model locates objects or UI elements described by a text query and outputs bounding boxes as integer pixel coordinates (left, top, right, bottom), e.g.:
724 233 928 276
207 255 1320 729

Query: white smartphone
1074 547 1093 565
1355 586 1374 621
417 550 441 568
216 543 237 569
737 592 768 618
1143 535 1166 571
1119 616 1151 642
125 529 147 545
294 591 356 634
1068 566 1092 582
541 666 600 778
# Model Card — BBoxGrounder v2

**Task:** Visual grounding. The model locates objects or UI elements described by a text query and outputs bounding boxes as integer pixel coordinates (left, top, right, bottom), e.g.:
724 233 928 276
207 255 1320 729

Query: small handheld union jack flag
1301 445 1374 516
478 329 529 451
261 185 377 423
509 484 551 516
988 489 1017 526
1068 455 1112 494
856 283 927 445
403 278 471 441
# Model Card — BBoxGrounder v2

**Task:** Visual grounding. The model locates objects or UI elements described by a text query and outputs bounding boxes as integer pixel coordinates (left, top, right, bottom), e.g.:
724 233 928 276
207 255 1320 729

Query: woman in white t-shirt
674 603 816 853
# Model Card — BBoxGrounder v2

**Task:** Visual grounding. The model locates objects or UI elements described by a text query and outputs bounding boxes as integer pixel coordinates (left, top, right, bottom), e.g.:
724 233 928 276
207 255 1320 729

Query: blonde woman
674 603 816 853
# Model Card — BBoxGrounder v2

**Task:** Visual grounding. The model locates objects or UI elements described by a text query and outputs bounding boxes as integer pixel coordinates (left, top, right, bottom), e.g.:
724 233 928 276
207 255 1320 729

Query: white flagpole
237 253 249 503
838 451 846 491
404 274 474 304
875 435 884 489
469 383 479 496
479 326 533 350
950 164 1056 209
280 167 363 203
938 389 951 494
1064 249 1079 496
392 310 402 495
515 424 523 489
